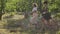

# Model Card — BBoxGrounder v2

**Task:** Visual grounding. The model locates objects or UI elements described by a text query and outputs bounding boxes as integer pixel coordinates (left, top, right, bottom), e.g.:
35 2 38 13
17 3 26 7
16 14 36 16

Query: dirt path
12 15 24 20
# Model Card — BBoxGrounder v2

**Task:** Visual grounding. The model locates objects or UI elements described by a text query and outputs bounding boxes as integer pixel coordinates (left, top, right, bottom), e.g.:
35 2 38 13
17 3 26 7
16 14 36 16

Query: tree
0 0 6 20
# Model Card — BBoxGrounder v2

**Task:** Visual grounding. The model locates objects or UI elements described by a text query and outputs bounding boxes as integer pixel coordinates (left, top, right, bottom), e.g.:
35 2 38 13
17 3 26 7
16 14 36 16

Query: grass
1 13 60 34
0 29 24 34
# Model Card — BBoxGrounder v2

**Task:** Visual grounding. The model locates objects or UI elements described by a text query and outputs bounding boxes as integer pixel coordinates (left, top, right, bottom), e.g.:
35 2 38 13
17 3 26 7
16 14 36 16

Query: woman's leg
41 18 48 34
42 18 48 25
48 18 56 26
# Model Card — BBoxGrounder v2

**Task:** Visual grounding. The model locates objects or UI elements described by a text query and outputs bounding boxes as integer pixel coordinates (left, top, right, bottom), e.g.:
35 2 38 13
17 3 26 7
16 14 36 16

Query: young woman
30 3 38 25
41 1 52 25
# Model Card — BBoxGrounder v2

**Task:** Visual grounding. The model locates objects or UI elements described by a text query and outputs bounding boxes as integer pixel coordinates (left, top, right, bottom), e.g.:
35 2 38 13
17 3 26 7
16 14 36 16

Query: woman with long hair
30 3 38 24
41 1 52 25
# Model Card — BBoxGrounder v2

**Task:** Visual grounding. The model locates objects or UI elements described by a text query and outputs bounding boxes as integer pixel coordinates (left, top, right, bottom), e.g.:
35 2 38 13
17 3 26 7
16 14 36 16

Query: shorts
42 12 52 20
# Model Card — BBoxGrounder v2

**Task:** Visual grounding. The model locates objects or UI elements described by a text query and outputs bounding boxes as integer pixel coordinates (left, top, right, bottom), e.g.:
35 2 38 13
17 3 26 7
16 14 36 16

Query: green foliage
0 0 60 34
0 0 60 15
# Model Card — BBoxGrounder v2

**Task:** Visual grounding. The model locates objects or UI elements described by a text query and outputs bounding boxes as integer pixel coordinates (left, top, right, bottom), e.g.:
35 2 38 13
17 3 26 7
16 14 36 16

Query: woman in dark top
41 1 52 25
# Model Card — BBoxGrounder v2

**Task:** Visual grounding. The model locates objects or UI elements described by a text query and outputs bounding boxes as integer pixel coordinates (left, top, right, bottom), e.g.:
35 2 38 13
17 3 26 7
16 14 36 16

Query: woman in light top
30 3 38 24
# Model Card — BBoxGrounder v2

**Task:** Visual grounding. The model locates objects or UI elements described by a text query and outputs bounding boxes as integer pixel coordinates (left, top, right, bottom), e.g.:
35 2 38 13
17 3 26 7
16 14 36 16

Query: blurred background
0 0 60 34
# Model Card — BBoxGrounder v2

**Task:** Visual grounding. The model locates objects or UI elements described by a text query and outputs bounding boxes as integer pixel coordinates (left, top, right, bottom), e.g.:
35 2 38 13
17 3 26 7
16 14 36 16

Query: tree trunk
0 0 2 20
0 13 2 20
24 11 29 18
0 0 5 20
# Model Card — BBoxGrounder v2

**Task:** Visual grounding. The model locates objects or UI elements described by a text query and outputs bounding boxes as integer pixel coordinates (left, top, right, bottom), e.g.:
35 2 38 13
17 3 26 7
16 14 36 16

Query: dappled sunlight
0 0 60 34
12 15 24 20
1 14 60 34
